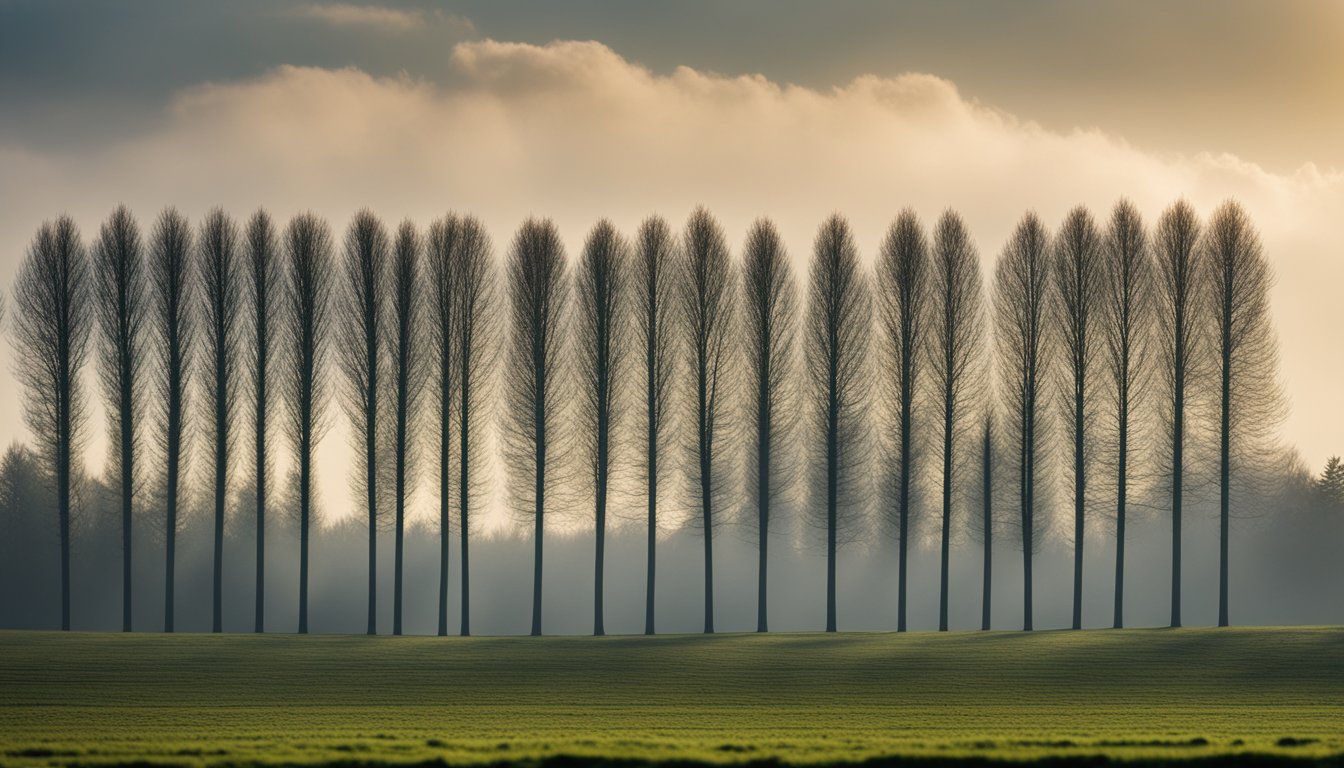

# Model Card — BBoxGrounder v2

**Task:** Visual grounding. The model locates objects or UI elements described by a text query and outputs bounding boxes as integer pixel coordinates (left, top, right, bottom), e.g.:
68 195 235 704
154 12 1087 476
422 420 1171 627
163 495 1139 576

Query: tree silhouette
1204 200 1283 627
875 209 929 632
504 218 570 637
979 414 995 631
679 207 737 634
92 205 148 632
927 210 986 631
632 216 679 635
806 214 871 633
283 212 334 634
387 220 425 637
148 208 194 632
427 213 498 636
245 209 281 633
12 216 92 630
199 208 241 633
740 218 797 634
994 212 1053 632
337 210 389 636
575 219 629 636
1053 206 1103 630
1099 200 1153 629
1153 200 1203 628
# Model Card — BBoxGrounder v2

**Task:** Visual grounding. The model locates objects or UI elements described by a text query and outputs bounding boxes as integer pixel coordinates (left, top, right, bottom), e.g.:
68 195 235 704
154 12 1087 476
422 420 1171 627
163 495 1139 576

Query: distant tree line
3 199 1306 635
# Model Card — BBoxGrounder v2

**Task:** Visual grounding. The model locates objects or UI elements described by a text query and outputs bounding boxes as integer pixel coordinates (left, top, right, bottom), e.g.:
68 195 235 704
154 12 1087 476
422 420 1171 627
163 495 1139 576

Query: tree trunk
368 389 378 636
1171 315 1185 628
594 385 608 637
826 371 838 633
1218 306 1232 628
645 353 657 636
981 421 992 631
460 353 471 637
756 358 770 633
1114 364 1128 629
439 371 451 638
298 427 310 634
255 340 267 634
939 379 953 632
121 374 133 633
1072 374 1084 631
531 352 545 637
214 349 226 633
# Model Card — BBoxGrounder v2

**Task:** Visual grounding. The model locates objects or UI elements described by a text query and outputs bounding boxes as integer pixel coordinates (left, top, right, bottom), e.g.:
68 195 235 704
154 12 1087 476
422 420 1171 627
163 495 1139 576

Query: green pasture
1 627 1341 766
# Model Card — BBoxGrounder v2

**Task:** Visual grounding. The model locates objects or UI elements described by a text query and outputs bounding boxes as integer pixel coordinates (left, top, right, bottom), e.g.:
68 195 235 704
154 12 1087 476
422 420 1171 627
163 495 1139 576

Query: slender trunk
367 388 377 635
165 386 179 632
121 372 133 633
1072 370 1084 631
645 338 657 635
1114 353 1129 629
254 331 267 634
395 376 407 637
213 336 227 633
939 376 953 631
298 425 310 634
897 362 911 632
826 361 839 633
438 362 450 637
756 354 770 633
58 397 72 632
700 353 714 635
531 348 545 637
459 341 471 637
980 420 992 631
1023 355 1035 632
1171 312 1185 628
594 369 608 637
1218 297 1232 628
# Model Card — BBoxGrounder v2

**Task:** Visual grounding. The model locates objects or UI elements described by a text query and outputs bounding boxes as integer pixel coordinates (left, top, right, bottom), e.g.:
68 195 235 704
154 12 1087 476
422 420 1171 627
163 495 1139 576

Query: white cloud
1 38 1341 523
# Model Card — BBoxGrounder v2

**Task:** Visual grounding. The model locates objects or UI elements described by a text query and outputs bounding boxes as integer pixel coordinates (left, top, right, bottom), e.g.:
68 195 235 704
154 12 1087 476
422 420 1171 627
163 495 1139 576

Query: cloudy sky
1 0 1341 523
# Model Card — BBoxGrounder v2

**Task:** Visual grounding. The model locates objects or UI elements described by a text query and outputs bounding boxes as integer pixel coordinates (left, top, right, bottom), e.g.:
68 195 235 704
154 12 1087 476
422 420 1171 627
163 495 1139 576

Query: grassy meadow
1 627 1342 766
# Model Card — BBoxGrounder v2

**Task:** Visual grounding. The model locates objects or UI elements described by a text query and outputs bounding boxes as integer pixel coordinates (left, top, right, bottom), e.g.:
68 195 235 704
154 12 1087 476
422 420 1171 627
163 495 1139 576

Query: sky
1 0 1342 527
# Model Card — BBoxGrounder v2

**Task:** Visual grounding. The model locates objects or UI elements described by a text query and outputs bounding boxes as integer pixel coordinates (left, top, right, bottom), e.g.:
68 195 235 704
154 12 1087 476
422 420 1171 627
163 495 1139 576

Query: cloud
1 39 1341 523
291 3 474 34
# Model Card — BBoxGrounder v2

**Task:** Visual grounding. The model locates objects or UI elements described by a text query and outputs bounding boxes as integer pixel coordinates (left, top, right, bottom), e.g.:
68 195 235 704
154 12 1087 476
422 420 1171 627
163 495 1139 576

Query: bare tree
806 214 871 633
92 205 148 632
12 217 92 630
1203 200 1283 627
740 218 797 633
283 212 334 634
1153 200 1203 628
632 216 679 635
148 208 194 632
927 210 986 631
426 214 499 636
245 210 281 633
679 206 737 634
994 212 1053 632
575 219 629 636
199 208 241 633
504 217 570 637
337 210 389 635
1053 206 1103 630
875 209 929 632
387 220 425 637
1099 200 1153 628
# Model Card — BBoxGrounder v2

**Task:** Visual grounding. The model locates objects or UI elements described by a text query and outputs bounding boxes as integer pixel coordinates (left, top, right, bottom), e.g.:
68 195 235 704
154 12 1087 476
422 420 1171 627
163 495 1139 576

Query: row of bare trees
7 199 1280 634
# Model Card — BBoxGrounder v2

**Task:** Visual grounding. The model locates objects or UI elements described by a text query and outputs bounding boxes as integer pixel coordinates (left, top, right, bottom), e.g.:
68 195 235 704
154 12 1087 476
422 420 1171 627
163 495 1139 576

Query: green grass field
1 627 1342 767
